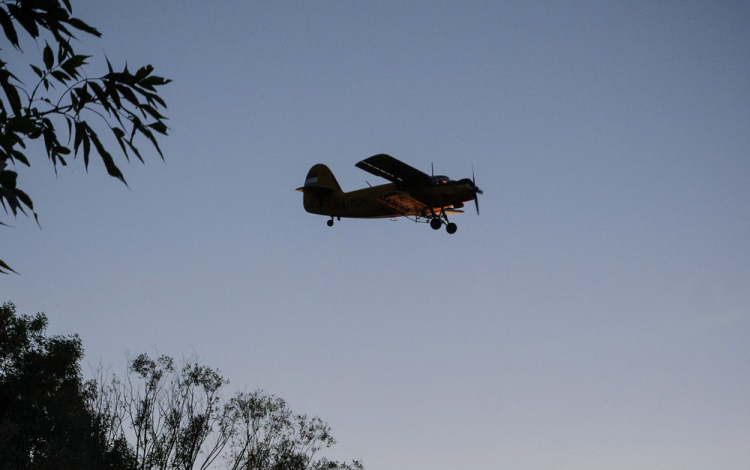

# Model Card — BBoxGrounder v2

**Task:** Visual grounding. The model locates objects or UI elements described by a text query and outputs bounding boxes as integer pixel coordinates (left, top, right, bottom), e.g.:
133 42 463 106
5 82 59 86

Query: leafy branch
0 0 170 273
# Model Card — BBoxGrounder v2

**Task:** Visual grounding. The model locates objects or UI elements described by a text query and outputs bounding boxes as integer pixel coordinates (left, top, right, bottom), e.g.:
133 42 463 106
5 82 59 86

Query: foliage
0 301 135 469
0 0 170 273
92 353 364 470
223 390 361 470
2 302 364 470
91 354 230 470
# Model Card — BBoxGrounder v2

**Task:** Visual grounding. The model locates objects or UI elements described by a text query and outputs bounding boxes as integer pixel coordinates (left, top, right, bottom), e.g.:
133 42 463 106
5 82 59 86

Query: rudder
296 164 344 215
296 164 342 193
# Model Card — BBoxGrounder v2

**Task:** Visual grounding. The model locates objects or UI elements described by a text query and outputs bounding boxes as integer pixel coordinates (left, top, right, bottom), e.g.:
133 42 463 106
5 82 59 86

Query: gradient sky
3 1 749 469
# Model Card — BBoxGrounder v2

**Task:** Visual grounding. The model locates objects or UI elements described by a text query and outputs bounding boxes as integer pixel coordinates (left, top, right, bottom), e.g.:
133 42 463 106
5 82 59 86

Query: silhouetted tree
0 0 170 273
1 302 363 469
92 354 364 470
90 354 231 470
223 390 360 470
0 301 135 469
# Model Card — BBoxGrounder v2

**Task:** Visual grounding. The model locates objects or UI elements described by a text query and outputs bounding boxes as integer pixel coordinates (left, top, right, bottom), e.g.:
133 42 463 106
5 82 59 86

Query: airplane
296 153 482 234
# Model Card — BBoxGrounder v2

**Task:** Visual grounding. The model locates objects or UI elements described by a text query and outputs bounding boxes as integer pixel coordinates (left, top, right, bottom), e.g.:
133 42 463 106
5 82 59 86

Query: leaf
148 93 167 108
1 81 22 116
41 120 59 160
112 127 128 158
87 81 110 112
126 140 144 164
83 130 91 169
50 70 70 84
135 65 154 81
55 34 74 59
112 127 126 139
141 104 165 121
117 84 139 107
0 169 17 187
108 82 122 109
74 85 93 105
138 75 169 90
6 4 39 38
1 189 20 216
44 42 54 70
7 116 39 135
30 64 44 78
10 151 30 167
14 188 33 210
0 7 19 49
88 127 127 185
73 121 85 155
57 38 70 64
148 121 168 135
61 55 89 77
64 17 101 37
140 126 164 159
0 259 19 275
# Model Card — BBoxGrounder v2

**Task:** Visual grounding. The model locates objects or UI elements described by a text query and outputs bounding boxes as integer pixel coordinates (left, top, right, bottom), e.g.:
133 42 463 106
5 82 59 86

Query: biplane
296 154 482 234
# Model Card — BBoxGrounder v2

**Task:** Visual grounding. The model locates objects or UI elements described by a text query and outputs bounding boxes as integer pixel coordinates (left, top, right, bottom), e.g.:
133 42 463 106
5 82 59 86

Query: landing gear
429 208 458 234
327 219 334 227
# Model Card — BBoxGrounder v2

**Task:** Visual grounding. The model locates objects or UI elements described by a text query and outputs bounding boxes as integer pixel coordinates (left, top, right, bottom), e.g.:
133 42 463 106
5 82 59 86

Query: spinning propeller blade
471 167 482 215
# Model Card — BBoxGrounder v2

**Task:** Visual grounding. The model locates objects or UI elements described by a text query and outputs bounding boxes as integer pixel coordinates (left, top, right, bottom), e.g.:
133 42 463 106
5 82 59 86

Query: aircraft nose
457 176 482 214
461 179 482 195
469 172 482 214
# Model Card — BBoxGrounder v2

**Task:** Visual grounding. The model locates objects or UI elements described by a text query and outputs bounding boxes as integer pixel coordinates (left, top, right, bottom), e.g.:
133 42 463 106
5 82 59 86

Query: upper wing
355 154 430 185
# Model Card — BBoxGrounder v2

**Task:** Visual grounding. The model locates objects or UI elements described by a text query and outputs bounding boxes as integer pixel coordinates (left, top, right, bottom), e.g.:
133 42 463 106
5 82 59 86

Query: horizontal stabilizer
296 185 334 194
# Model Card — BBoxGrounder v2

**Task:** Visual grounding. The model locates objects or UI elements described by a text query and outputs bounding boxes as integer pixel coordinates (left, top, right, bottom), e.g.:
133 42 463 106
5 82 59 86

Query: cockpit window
430 175 451 185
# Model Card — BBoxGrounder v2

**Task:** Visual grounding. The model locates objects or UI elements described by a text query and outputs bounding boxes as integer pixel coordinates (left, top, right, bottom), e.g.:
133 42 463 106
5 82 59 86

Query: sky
3 0 749 468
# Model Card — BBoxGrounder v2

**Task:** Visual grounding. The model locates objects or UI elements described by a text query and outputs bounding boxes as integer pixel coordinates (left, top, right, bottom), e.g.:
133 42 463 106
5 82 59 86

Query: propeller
471 168 483 215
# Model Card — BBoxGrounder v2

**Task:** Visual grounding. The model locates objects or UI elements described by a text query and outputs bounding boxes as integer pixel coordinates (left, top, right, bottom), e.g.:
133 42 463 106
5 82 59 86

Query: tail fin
296 164 342 194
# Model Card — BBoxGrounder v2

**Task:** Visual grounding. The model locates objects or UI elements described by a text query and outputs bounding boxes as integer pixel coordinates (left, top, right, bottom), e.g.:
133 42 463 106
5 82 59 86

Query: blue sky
3 1 749 469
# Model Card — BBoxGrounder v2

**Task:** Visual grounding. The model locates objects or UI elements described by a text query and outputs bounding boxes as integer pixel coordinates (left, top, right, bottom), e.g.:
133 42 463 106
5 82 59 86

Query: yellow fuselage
303 182 475 219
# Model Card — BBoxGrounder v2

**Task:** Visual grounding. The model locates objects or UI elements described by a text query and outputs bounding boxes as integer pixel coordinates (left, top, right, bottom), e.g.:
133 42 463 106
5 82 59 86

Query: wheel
430 218 442 230
327 219 334 227
446 223 457 234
